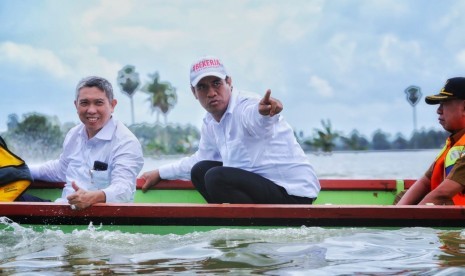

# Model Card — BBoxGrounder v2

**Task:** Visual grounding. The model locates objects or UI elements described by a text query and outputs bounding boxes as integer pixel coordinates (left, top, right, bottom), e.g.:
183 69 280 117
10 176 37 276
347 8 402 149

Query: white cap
189 55 228 87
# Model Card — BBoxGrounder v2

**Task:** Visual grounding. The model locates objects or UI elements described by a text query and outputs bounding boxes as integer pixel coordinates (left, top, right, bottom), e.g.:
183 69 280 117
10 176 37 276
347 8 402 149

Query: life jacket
430 134 465 205
0 136 32 201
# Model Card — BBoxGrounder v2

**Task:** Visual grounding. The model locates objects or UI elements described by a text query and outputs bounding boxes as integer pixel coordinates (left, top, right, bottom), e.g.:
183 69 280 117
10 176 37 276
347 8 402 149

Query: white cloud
359 0 408 16
111 26 185 50
275 2 323 43
327 33 357 73
308 75 333 97
378 34 422 72
60 46 123 85
457 49 465 66
0 41 70 78
0 0 460 137
80 0 133 29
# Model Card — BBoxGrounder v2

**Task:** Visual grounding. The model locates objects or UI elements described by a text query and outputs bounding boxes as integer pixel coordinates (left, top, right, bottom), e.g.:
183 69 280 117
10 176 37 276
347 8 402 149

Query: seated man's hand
140 169 162 193
67 181 106 210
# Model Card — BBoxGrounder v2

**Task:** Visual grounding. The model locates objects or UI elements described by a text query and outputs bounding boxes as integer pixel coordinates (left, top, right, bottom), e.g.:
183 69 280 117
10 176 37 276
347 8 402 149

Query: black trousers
190 160 315 204
15 193 51 202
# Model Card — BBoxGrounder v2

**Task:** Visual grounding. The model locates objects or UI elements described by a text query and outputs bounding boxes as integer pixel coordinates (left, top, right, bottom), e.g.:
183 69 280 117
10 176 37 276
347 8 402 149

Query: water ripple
3 217 465 274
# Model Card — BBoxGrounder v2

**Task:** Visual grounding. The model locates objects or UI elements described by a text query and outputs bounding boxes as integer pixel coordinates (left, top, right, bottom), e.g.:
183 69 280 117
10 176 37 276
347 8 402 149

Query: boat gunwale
1 201 464 219
1 202 465 228
30 178 417 191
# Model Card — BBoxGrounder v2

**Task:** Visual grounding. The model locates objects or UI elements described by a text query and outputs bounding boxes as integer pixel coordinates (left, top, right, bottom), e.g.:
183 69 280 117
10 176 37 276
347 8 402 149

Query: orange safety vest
430 135 465 205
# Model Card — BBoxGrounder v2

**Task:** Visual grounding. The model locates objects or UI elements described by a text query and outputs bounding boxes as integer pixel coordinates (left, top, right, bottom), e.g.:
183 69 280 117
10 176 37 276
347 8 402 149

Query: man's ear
111 99 117 112
191 86 198 99
460 101 465 116
459 100 465 116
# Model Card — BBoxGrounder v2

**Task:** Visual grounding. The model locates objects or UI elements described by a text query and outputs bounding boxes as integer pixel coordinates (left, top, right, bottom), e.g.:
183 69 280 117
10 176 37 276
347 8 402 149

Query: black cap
425 77 465 105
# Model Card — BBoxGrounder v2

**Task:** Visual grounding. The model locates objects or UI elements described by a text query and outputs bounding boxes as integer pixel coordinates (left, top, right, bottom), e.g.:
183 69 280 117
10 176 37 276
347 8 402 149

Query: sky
1 0 465 139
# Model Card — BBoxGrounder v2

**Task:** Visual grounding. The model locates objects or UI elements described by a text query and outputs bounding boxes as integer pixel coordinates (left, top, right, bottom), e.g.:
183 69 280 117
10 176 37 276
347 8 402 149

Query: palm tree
117 65 140 125
310 119 339 153
142 72 177 125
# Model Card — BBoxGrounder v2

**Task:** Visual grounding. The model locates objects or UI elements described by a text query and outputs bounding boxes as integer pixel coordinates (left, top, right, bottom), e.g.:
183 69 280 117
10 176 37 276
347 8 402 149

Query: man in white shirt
141 56 320 204
29 76 144 210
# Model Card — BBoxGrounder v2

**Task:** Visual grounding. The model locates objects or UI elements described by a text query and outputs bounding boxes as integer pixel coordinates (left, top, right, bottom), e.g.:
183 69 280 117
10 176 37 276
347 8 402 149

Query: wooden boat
1 178 465 234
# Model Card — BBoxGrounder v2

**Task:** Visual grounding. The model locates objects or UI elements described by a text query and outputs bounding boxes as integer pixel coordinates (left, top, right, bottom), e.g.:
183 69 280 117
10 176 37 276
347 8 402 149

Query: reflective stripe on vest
431 136 465 205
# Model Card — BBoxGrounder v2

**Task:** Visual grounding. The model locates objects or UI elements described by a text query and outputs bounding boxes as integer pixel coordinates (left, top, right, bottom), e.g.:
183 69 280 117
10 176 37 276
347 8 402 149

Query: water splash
2 218 465 275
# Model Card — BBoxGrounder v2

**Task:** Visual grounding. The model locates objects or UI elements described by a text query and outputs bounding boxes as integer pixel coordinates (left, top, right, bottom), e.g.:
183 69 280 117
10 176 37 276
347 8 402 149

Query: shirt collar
79 117 116 141
223 89 238 118
450 128 465 145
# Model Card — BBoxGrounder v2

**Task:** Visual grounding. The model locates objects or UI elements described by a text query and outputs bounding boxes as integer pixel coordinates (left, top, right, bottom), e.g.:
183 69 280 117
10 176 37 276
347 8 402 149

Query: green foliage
129 123 200 156
0 113 449 159
7 113 19 131
1 112 200 159
340 130 369 150
141 72 177 124
392 133 409 150
146 139 167 155
372 129 392 150
306 119 339 152
409 128 448 149
117 65 140 97
2 113 64 160
298 121 447 153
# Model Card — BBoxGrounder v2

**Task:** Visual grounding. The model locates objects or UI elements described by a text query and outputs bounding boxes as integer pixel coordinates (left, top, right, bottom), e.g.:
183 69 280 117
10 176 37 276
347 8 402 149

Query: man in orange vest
398 77 465 205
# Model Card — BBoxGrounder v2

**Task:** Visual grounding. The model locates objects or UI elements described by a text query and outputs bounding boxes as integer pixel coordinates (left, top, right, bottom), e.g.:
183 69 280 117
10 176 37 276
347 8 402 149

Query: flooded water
1 219 465 275
3 150 463 275
142 149 438 180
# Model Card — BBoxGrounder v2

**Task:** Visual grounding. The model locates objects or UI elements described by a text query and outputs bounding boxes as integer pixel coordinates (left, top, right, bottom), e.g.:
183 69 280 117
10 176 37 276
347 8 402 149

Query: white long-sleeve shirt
159 89 320 198
29 117 144 203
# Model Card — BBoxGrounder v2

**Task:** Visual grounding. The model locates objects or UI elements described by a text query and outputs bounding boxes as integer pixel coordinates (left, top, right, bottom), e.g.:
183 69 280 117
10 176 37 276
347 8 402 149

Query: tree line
1 66 447 159
298 119 447 152
1 113 447 162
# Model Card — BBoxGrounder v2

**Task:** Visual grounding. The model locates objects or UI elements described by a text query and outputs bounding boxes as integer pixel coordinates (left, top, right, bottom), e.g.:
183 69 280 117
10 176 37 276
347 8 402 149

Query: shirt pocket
92 170 110 190
225 139 252 167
